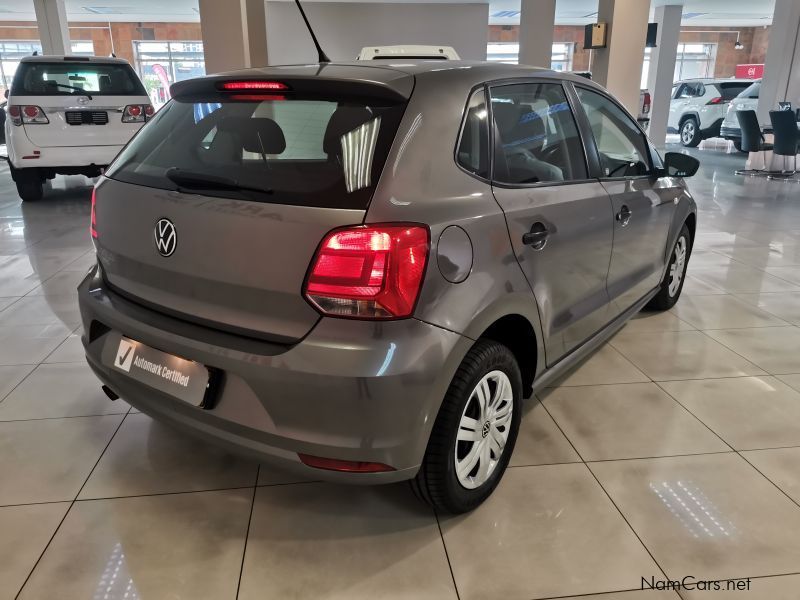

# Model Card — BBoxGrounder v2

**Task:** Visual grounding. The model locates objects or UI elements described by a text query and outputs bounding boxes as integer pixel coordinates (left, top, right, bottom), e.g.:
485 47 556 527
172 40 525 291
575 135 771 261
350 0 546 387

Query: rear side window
717 82 750 101
677 83 704 98
12 61 146 96
106 95 406 209
737 82 761 99
456 88 489 179
490 82 587 185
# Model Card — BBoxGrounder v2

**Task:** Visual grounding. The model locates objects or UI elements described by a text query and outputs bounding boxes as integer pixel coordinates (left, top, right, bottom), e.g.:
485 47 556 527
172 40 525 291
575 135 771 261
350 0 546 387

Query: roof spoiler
170 74 412 102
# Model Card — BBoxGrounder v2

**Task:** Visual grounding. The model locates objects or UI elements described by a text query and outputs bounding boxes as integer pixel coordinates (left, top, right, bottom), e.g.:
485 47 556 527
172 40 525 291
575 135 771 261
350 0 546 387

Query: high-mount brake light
219 81 289 91
304 224 430 320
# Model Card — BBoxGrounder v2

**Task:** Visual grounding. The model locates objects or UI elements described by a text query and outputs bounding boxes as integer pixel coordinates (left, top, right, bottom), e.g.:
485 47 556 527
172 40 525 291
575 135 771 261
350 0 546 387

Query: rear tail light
298 453 395 473
707 97 725 105
8 105 48 125
304 224 430 320
122 104 154 123
642 92 651 114
90 188 98 240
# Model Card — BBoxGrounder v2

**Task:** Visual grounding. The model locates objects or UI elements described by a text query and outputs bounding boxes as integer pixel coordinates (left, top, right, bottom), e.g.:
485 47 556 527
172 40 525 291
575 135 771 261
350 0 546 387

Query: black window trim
485 77 595 190
570 82 658 182
453 83 491 183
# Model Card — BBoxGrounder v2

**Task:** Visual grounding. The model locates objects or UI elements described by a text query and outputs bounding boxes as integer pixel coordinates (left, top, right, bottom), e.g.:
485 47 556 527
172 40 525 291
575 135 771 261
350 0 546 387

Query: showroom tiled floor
3 149 800 599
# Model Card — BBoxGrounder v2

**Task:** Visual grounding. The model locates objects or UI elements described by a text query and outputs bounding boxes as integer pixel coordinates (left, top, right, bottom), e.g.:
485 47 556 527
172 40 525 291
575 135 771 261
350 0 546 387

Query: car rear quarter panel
365 69 546 381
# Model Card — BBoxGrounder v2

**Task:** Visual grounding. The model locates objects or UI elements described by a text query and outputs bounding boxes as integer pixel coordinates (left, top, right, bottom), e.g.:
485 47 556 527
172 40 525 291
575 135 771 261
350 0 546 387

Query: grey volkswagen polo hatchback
79 61 698 513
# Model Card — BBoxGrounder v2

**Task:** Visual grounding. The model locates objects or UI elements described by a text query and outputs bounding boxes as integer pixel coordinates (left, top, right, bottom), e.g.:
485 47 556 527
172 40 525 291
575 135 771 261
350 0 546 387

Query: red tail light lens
90 188 98 239
642 92 651 113
298 453 395 473
304 224 430 319
219 80 289 91
10 105 48 125
707 96 724 105
122 104 154 123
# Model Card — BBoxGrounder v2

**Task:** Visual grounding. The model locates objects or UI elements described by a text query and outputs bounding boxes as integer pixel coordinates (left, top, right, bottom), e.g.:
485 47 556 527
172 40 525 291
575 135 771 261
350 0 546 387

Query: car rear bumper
720 125 741 140
78 264 469 483
6 127 123 170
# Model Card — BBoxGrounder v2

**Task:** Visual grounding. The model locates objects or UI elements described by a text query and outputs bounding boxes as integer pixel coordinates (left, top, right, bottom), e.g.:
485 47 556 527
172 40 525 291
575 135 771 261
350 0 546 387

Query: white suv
667 78 751 147
721 80 761 151
4 55 152 201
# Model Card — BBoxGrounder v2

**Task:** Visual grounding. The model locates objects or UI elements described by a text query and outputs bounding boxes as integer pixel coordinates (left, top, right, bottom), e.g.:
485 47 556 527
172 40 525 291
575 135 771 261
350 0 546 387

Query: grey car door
489 80 616 365
574 86 677 314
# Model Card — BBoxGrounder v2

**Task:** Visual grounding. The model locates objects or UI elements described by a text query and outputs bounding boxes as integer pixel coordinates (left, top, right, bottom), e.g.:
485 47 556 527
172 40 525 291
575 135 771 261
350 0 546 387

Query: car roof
190 60 604 100
675 78 752 84
19 55 132 65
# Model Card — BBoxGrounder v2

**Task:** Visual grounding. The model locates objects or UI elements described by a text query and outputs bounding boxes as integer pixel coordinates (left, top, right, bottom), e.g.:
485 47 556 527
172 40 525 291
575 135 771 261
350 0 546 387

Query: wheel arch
475 314 538 398
678 112 700 128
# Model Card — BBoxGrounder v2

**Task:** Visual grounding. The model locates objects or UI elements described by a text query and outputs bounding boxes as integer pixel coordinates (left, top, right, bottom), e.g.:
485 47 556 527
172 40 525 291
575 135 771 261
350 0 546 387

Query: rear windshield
106 95 406 209
737 81 761 99
717 82 750 101
13 61 146 96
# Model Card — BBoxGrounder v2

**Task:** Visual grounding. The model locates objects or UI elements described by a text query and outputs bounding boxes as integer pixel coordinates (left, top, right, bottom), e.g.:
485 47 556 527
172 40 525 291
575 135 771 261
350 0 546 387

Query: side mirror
661 152 700 178
3 89 8 99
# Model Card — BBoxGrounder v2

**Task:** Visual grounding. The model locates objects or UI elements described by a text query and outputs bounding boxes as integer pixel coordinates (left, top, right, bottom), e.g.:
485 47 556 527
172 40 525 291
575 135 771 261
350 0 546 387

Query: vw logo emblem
154 218 177 257
77 96 89 105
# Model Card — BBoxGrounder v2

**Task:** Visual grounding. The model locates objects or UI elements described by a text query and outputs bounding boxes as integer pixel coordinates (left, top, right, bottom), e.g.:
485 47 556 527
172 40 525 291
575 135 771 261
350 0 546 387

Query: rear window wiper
165 168 273 196
51 83 93 99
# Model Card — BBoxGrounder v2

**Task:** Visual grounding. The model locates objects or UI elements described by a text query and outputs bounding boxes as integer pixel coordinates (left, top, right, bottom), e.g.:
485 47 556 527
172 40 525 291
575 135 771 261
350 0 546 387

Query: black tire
680 117 701 147
646 224 692 311
411 339 522 514
16 179 43 202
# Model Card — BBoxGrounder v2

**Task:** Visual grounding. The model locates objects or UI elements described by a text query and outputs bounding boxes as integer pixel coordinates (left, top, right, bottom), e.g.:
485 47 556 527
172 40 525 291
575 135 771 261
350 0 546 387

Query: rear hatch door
12 58 149 147
96 68 412 343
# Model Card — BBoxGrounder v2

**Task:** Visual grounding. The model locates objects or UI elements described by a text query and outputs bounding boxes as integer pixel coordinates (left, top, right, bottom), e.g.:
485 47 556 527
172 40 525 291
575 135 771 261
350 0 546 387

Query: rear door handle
522 223 549 250
616 205 633 227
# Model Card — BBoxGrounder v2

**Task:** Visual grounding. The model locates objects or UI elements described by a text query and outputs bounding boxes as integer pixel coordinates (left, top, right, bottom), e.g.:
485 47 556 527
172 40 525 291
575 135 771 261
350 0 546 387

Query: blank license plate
103 333 212 407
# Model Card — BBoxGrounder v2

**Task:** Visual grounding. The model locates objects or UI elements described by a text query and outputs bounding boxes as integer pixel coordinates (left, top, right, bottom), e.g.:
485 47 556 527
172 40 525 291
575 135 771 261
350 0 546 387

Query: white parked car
4 55 153 201
721 80 761 151
667 78 752 147
357 45 460 60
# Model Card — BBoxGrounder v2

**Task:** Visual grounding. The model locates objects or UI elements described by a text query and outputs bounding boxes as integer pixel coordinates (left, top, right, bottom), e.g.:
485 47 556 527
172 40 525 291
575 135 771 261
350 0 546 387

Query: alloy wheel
455 370 514 489
669 236 688 297
681 121 696 145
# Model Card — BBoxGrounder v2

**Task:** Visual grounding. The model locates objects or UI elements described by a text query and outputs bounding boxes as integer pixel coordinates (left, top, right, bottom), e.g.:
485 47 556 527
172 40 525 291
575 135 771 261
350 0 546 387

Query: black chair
767 109 800 181
735 110 772 176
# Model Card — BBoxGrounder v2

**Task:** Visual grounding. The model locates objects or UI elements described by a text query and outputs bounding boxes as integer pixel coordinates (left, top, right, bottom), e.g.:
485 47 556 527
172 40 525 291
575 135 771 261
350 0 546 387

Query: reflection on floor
3 149 800 599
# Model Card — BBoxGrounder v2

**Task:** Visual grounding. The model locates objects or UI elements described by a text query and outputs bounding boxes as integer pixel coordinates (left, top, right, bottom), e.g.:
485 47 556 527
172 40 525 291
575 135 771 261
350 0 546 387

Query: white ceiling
0 0 777 26
490 0 776 26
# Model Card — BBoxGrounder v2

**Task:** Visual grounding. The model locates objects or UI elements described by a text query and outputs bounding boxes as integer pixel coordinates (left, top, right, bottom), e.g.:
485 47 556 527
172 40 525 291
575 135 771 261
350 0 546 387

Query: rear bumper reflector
298 453 395 473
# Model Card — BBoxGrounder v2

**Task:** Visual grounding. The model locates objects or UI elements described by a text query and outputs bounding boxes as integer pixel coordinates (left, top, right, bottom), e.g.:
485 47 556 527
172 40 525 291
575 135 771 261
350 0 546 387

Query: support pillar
758 0 800 126
591 0 650 116
33 0 70 56
647 3 683 146
198 0 269 74
518 0 556 68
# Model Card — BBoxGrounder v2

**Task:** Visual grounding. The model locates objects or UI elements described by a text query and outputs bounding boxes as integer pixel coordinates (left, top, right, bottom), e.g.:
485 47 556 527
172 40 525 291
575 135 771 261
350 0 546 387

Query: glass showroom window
133 41 206 107
0 40 94 93
640 43 717 87
486 42 574 70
